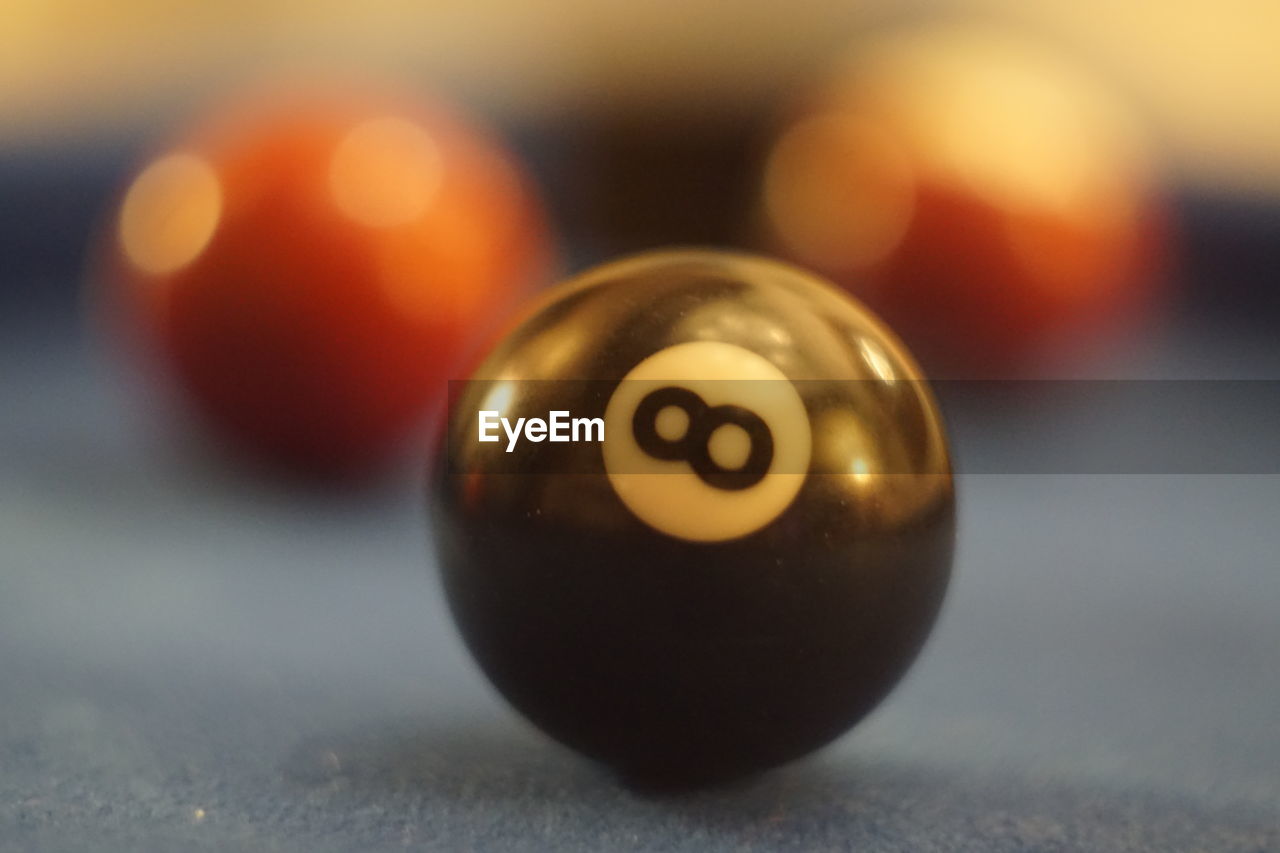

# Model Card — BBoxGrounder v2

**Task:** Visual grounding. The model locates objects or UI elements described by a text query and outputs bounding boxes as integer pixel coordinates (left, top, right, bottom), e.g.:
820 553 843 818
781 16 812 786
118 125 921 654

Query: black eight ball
432 250 955 786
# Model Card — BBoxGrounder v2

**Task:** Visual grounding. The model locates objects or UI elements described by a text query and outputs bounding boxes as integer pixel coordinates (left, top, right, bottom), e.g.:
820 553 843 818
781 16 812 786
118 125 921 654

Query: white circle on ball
603 341 811 542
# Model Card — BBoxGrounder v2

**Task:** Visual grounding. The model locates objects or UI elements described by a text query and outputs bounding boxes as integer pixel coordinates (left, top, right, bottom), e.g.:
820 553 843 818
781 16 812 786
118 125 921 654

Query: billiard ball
101 85 553 478
432 250 954 786
760 25 1167 376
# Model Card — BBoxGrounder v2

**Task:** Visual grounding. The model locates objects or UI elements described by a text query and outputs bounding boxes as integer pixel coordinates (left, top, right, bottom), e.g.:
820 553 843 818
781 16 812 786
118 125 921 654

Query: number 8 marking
631 386 774 491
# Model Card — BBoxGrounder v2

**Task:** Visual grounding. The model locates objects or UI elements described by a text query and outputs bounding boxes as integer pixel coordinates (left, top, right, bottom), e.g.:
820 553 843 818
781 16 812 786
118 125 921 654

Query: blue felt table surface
1 310 1278 852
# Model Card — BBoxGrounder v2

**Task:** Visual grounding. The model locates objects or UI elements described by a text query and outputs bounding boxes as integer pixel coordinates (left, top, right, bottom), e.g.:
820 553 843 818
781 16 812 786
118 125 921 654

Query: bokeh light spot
119 153 221 276
329 117 443 228
764 114 914 272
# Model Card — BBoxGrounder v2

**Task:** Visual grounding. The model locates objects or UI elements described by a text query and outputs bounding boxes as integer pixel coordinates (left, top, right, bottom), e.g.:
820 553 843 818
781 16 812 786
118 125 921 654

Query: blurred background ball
98 85 554 479
760 24 1171 376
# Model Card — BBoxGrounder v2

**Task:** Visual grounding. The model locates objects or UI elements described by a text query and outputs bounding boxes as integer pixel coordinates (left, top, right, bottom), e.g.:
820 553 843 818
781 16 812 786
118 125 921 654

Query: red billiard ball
102 85 554 478
760 26 1169 376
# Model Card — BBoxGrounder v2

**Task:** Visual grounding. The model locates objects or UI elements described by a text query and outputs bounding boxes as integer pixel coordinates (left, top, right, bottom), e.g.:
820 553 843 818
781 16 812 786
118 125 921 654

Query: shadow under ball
431 251 955 787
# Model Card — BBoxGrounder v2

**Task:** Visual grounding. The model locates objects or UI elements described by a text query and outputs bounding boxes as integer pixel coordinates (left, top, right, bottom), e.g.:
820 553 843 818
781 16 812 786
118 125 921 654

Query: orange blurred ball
102 86 554 478
761 27 1168 375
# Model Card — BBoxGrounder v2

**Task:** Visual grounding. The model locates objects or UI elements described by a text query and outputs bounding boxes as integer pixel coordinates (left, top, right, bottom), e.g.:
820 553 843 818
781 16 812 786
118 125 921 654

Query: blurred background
5 0 1279 312
1 2 1278 850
